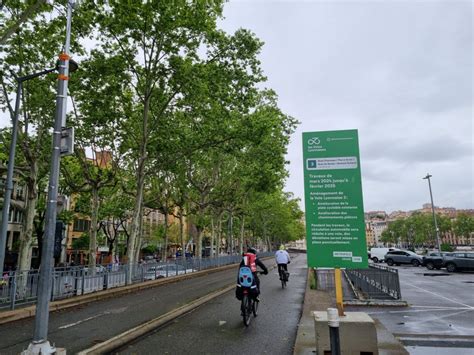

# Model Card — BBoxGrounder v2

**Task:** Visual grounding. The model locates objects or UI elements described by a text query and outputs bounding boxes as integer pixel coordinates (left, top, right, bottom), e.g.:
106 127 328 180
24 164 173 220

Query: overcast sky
1 1 471 214
218 0 473 213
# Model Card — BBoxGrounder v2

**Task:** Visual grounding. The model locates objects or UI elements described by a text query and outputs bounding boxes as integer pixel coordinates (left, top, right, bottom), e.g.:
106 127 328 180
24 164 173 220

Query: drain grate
463 281 474 284
423 273 450 277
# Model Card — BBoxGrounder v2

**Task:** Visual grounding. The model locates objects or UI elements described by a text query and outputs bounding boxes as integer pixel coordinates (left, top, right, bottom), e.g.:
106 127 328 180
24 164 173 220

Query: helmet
247 247 257 255
279 245 285 250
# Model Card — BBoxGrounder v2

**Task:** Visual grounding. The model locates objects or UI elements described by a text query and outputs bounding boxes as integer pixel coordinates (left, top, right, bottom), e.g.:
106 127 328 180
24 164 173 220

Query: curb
77 283 236 355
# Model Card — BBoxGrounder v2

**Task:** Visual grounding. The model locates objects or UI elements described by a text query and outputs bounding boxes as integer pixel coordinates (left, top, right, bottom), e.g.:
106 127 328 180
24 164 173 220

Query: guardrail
0 252 273 310
345 264 401 300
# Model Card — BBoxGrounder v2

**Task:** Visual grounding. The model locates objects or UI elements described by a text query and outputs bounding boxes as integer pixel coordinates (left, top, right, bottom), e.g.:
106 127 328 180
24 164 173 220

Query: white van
369 247 399 263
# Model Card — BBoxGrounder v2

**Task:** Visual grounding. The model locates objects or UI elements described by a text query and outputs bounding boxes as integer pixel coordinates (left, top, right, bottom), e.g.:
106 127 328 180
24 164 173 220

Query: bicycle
278 264 289 289
239 271 262 326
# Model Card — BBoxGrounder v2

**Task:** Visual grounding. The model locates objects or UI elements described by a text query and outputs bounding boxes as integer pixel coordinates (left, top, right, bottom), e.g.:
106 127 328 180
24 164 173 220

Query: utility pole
23 1 76 353
0 67 57 276
423 174 442 253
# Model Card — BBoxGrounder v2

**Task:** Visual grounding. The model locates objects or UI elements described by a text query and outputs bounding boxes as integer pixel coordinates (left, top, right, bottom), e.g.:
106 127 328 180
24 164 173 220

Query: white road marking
368 307 472 315
59 313 105 329
405 309 473 327
411 305 471 309
403 281 474 309
58 306 128 330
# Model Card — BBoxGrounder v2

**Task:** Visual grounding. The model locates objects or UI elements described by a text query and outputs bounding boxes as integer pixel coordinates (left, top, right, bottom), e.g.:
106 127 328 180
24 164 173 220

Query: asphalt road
117 254 307 355
347 265 474 350
0 264 253 354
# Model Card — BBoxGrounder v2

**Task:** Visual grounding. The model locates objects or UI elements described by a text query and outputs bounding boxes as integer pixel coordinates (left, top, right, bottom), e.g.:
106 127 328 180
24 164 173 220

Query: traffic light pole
23 1 75 354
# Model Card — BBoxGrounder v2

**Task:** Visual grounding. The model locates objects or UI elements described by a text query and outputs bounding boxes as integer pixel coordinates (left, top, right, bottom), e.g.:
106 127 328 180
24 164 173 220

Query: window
73 219 91 232
15 185 24 201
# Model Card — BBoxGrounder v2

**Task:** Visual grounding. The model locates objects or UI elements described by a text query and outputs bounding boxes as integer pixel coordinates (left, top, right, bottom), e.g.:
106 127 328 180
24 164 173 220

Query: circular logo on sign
308 137 320 145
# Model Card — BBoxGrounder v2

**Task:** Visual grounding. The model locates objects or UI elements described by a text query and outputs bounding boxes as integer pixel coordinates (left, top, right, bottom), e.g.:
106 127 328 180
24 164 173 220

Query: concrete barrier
314 311 378 355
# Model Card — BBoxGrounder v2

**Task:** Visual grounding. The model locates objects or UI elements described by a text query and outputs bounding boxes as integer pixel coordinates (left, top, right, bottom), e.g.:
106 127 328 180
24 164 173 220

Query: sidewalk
293 270 409 355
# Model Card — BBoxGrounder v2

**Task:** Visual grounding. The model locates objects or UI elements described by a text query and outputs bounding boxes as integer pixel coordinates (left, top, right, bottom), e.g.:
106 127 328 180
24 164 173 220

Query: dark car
444 252 474 272
422 252 453 270
385 250 423 266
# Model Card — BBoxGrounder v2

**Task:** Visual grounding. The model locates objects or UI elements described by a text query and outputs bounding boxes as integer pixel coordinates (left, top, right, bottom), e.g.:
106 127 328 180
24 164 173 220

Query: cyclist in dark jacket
239 247 268 295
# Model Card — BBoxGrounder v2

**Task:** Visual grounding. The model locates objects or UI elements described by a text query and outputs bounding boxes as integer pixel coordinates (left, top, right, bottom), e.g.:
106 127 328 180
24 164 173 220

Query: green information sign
302 129 368 268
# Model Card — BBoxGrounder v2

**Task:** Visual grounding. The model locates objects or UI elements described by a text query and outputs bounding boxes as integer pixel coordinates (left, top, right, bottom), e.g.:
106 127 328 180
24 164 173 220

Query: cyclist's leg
254 274 260 299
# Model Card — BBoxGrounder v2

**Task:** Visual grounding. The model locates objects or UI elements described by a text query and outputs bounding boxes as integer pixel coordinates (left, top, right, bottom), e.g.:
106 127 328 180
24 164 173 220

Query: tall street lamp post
0 67 58 276
23 1 77 353
423 173 442 253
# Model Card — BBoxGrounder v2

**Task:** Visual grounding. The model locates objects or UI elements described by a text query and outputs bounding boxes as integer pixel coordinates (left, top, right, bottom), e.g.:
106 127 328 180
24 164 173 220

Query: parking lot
348 264 474 351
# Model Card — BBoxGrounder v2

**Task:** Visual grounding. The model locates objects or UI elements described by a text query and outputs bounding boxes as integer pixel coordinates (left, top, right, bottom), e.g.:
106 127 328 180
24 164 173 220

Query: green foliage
382 212 456 246
453 213 474 237
441 243 454 252
72 233 90 251
141 245 157 255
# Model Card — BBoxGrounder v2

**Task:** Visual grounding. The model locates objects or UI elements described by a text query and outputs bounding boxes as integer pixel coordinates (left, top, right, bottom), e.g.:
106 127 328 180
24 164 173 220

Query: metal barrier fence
345 264 401 300
0 252 273 310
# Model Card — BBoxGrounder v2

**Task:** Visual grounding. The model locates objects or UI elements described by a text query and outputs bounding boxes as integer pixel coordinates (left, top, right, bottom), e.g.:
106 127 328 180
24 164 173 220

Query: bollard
327 308 341 355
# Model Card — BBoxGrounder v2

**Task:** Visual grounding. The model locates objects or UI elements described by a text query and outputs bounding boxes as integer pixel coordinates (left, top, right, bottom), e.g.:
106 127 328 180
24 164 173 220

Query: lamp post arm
19 67 56 82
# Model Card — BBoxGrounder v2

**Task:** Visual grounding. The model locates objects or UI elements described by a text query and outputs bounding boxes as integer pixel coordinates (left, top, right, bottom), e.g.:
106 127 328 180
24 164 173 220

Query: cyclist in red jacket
239 247 268 297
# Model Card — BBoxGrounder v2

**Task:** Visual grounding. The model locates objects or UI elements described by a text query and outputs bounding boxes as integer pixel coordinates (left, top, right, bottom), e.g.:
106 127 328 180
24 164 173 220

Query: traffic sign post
302 131 368 264
303 129 368 315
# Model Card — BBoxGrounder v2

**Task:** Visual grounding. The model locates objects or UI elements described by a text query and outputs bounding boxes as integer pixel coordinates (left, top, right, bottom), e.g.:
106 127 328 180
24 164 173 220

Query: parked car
385 250 423 266
144 264 194 280
443 252 474 272
422 252 453 270
369 247 399 263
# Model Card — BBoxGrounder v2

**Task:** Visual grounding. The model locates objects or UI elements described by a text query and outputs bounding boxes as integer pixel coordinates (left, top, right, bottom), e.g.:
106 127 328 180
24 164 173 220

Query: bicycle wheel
242 295 251 326
281 278 286 289
252 297 259 316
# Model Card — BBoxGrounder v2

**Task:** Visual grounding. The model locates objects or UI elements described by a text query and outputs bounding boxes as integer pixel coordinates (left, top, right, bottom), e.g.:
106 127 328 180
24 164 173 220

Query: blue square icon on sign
307 159 317 169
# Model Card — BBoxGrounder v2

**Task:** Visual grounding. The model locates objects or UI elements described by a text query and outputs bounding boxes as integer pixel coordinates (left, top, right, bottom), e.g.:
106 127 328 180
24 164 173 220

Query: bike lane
117 254 307 355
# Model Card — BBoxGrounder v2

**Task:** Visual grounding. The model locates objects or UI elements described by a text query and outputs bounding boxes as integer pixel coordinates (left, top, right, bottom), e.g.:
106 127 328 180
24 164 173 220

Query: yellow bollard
334 268 344 316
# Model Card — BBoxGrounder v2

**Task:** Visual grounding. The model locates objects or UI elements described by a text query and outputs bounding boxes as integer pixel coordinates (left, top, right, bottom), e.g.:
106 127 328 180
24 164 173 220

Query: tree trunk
126 95 150 282
210 217 215 258
229 211 233 255
134 206 144 265
18 161 38 272
239 215 245 255
162 210 169 261
196 226 202 260
179 211 186 264
88 187 100 272
217 214 222 256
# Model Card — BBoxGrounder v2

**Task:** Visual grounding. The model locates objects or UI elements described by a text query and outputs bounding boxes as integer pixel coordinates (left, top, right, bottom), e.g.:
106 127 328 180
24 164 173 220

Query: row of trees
380 212 474 248
0 2 304 276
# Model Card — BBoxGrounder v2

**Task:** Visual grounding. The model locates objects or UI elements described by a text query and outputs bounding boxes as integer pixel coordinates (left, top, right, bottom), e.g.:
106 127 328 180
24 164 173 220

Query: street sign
302 129 368 268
